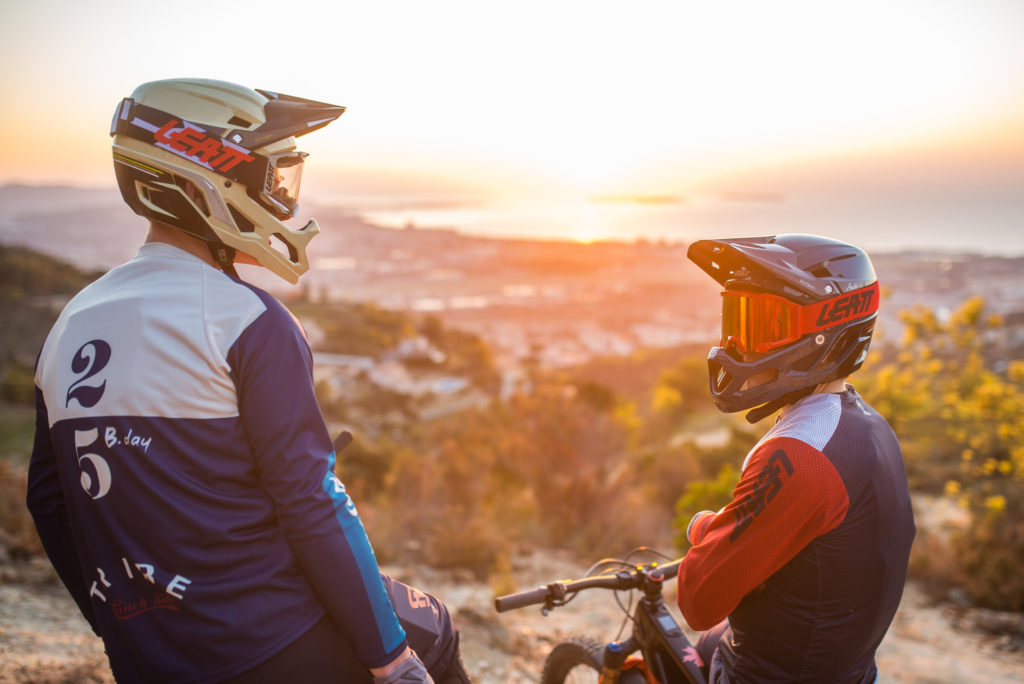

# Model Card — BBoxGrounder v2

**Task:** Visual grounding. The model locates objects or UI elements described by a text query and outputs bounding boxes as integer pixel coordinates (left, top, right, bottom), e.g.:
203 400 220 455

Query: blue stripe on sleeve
321 450 406 655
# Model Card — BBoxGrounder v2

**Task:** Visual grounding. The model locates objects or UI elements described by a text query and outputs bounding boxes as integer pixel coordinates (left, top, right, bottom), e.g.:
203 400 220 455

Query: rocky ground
2 550 1024 684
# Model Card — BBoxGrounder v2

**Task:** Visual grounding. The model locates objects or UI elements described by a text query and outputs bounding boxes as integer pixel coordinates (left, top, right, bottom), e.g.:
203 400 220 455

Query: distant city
3 184 1022 381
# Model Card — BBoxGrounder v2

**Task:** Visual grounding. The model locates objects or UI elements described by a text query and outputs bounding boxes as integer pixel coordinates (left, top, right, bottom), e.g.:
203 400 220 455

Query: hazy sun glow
1 0 1022 251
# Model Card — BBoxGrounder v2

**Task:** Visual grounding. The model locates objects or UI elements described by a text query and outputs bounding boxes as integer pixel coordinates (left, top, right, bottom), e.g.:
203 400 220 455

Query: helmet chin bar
706 331 834 416
707 346 781 413
219 215 320 284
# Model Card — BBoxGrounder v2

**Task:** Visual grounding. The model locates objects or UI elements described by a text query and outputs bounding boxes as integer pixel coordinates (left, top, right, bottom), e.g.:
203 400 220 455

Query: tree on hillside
419 315 501 393
0 244 103 296
646 355 711 443
1 244 105 401
859 297 1023 491
366 384 658 576
294 301 415 357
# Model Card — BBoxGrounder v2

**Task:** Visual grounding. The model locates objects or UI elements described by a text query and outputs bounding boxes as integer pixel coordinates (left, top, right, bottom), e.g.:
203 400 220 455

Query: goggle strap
722 282 880 354
111 98 306 218
112 99 268 190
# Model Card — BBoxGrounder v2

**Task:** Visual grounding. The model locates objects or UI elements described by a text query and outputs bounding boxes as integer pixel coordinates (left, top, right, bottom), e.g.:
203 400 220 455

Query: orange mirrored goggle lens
721 282 880 355
721 291 799 354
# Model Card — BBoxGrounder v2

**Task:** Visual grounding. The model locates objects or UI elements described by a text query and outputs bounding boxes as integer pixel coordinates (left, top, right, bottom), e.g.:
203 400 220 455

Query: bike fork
599 637 638 684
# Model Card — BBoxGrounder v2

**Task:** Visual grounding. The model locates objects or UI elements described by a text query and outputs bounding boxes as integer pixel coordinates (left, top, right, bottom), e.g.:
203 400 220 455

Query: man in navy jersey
677 235 915 683
28 78 469 684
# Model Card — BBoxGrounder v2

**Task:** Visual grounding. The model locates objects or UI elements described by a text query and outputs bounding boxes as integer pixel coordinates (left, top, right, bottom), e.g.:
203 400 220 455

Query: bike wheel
541 637 604 684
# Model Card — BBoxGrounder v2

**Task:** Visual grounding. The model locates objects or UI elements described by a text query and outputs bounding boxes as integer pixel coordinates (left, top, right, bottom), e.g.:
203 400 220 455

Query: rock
946 587 972 608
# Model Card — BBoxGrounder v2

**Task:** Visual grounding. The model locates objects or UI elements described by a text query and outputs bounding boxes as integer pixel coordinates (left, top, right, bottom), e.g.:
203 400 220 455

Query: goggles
110 98 307 219
721 282 880 354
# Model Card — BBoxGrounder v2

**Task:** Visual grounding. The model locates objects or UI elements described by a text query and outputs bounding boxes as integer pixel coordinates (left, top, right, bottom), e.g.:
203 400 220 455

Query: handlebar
494 585 554 612
494 559 683 613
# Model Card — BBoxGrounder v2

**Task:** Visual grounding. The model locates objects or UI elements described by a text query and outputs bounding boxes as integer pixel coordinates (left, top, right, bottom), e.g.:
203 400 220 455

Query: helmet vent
270 233 299 263
143 185 174 216
228 205 256 233
809 253 856 278
228 115 251 128
174 177 210 217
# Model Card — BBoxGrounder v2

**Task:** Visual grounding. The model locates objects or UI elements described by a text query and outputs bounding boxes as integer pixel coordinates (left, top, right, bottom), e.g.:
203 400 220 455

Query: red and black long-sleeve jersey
678 388 915 683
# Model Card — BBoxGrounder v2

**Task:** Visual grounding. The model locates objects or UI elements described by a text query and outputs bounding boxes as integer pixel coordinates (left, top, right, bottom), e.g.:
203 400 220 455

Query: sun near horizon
0 1 1022 251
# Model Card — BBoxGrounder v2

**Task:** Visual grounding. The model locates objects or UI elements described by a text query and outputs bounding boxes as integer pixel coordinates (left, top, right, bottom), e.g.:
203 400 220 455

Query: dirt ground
2 550 1023 684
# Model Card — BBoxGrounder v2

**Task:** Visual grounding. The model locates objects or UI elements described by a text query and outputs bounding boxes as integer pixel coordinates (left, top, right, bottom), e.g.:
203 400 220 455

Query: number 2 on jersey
66 339 112 408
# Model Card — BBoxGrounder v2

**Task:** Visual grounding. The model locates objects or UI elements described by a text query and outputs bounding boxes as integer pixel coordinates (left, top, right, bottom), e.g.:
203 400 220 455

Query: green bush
1 359 36 405
673 464 740 550
858 297 1024 609
365 385 665 576
951 489 1024 611
0 243 102 295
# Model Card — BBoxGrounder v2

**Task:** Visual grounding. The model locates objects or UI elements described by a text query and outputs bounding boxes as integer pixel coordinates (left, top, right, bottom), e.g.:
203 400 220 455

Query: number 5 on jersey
75 428 112 499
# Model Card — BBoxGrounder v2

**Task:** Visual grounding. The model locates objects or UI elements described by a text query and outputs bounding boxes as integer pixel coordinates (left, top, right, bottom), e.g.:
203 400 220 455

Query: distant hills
0 184 123 219
4 183 1023 395
2 182 1014 267
0 242 104 377
2 183 1022 329
0 184 140 272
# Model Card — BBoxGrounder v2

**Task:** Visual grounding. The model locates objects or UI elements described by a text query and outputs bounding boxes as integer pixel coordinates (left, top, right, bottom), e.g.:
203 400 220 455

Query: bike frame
601 564 705 684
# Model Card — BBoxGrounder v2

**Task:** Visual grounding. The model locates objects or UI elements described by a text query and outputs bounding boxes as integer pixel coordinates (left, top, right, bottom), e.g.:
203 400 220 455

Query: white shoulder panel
37 244 266 425
742 392 842 471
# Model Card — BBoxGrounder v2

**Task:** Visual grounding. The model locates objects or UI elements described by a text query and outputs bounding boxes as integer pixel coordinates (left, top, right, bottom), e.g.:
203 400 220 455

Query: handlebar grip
494 586 552 612
332 430 353 453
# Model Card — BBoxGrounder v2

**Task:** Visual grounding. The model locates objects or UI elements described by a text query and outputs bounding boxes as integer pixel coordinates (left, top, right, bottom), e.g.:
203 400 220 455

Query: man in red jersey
678 234 915 683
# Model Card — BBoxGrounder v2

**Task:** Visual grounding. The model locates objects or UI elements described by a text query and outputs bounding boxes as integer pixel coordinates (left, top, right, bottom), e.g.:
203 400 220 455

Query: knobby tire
541 637 605 684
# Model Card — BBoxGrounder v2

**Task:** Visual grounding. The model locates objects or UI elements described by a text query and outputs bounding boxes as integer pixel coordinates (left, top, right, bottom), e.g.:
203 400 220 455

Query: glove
372 651 434 684
687 510 716 545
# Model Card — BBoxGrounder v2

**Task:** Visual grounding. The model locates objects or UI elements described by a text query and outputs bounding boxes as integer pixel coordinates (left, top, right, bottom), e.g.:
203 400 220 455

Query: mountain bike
494 550 706 684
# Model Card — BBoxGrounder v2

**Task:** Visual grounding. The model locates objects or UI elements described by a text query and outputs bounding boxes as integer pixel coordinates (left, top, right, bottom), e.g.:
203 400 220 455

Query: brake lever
541 582 571 616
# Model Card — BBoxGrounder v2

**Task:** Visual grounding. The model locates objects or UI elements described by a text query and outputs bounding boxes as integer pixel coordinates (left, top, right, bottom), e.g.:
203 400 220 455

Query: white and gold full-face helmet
110 78 345 282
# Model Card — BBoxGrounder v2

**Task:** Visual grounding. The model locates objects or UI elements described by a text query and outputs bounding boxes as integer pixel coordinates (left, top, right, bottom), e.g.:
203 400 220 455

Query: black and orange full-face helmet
687 234 880 422
110 78 345 283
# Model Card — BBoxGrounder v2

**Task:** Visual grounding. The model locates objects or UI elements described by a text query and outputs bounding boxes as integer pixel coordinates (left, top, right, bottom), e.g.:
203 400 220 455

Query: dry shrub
365 388 677 579
422 514 501 580
907 525 958 600
0 461 43 556
952 499 1024 611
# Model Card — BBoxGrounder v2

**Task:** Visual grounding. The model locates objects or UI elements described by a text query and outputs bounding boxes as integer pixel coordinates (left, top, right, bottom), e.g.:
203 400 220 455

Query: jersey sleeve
227 297 408 668
677 436 849 630
26 385 101 635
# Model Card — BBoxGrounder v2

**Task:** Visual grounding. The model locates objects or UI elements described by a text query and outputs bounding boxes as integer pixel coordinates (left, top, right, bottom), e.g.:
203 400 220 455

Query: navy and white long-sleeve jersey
678 388 915 683
27 242 408 683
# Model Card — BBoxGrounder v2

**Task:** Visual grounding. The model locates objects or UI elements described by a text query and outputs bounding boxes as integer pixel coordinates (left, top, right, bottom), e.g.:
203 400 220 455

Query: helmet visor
721 282 881 355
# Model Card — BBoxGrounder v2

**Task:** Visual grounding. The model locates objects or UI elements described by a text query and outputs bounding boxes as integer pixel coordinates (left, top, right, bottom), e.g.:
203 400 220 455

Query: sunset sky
1 0 1022 252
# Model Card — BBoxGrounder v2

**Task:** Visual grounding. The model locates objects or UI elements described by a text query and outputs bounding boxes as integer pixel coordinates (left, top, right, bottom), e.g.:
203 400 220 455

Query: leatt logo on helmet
153 120 255 173
814 284 878 327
